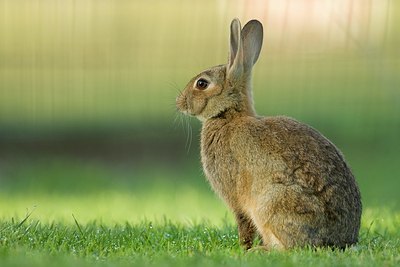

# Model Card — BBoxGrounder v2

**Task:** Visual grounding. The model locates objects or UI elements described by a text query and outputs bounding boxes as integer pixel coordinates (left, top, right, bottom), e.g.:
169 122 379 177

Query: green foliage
0 0 399 143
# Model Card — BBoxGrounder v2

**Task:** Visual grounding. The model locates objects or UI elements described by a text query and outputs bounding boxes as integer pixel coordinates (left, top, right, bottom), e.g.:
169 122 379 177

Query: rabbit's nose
176 94 188 112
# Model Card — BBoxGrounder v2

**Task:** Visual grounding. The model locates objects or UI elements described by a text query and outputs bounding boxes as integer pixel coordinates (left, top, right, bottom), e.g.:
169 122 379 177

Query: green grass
0 159 229 225
0 208 399 267
0 154 399 266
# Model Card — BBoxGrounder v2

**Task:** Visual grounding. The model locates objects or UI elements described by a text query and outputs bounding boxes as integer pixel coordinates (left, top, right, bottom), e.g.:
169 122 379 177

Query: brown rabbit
176 18 361 250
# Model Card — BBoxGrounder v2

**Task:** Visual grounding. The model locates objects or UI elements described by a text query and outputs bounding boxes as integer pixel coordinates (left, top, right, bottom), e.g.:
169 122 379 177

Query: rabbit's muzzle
176 93 190 115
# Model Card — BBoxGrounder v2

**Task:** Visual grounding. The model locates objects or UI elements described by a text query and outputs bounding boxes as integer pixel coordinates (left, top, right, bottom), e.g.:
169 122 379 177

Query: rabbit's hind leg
258 225 285 250
245 225 285 252
235 212 258 250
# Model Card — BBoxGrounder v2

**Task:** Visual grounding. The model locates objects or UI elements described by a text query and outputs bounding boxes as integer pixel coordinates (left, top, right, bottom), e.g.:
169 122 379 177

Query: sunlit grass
0 189 230 226
1 146 399 225
0 207 399 267
0 151 399 266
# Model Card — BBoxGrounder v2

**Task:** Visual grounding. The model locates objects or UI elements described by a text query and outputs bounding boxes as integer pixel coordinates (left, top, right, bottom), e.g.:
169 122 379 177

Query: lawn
0 209 399 267
0 155 399 267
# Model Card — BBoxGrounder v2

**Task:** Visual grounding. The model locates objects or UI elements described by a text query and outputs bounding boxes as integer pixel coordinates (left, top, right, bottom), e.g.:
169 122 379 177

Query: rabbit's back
202 115 361 248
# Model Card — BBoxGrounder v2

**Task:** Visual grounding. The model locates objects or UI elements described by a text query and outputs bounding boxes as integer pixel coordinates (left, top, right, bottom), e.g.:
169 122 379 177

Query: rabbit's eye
196 79 209 90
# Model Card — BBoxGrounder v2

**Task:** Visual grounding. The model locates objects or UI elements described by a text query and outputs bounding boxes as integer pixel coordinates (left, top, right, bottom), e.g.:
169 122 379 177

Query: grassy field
0 210 399 267
0 154 399 266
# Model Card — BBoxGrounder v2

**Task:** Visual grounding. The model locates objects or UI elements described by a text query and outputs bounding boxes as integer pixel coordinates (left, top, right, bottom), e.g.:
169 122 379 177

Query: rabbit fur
176 18 362 250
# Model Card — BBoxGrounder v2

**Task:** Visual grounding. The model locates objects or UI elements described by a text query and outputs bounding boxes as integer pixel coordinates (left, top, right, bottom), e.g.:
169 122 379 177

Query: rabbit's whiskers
184 116 193 154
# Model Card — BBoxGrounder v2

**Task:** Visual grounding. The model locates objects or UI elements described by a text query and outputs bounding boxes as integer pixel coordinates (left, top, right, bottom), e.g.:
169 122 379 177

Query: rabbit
176 18 362 250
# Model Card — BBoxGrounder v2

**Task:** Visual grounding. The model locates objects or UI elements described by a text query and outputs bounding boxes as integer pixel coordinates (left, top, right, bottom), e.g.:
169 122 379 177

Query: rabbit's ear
227 18 244 80
241 20 263 72
227 19 263 81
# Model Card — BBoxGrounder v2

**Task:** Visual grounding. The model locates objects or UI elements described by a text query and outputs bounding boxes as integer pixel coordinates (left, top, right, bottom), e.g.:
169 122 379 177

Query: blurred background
0 0 399 225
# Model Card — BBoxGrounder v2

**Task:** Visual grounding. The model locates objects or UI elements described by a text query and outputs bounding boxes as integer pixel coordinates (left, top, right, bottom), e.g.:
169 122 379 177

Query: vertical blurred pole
382 0 396 105
345 0 354 49
0 0 5 121
326 0 335 50
280 0 290 49
364 0 372 45
50 0 56 125
382 0 392 48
